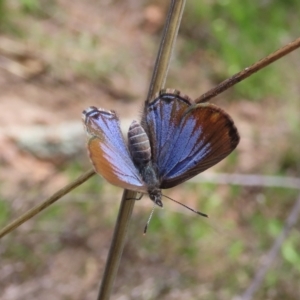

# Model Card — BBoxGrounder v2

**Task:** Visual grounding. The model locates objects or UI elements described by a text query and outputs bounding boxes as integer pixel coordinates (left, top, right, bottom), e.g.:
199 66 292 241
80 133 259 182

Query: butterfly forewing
144 91 239 189
83 107 147 192
142 91 190 176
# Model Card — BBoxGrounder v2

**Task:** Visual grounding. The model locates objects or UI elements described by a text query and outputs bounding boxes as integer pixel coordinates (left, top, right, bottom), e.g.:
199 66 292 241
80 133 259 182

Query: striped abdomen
128 120 151 166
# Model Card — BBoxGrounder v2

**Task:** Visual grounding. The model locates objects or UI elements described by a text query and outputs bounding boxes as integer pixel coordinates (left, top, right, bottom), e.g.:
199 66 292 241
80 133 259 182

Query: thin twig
146 0 186 103
235 193 300 300
0 169 95 239
190 173 300 190
195 37 300 103
96 1 187 299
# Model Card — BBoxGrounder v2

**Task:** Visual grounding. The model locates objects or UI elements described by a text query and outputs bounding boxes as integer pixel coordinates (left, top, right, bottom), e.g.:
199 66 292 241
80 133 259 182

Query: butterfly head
148 188 163 207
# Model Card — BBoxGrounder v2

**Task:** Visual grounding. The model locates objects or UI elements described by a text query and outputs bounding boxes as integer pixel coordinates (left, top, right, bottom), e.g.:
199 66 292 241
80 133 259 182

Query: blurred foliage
0 199 11 226
282 235 300 271
0 0 7 30
183 0 299 100
20 0 40 13
20 0 56 17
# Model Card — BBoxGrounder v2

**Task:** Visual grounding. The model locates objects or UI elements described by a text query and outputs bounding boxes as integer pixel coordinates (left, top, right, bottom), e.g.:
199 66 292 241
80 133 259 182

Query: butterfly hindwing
83 107 147 192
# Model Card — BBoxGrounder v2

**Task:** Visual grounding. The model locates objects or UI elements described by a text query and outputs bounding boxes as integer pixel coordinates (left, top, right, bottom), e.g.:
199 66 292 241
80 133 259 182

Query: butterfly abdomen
128 120 152 166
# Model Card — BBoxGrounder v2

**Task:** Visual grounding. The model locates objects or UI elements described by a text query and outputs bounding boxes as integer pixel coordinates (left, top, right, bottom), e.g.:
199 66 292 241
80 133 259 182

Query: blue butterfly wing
143 90 239 189
83 107 147 192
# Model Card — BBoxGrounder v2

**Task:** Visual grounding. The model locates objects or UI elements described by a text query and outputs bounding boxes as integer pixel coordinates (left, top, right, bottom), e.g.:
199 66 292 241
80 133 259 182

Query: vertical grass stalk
96 1 187 299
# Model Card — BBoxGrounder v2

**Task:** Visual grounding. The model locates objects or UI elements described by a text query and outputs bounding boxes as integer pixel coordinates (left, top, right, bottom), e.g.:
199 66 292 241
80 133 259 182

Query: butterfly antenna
162 194 208 218
143 204 156 235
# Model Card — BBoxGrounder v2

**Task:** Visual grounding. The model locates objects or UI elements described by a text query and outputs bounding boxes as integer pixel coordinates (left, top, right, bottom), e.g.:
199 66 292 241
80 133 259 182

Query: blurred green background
0 0 300 299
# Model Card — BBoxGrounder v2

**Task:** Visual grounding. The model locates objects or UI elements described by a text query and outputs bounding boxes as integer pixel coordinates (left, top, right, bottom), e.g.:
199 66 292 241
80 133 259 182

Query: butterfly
82 89 239 207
